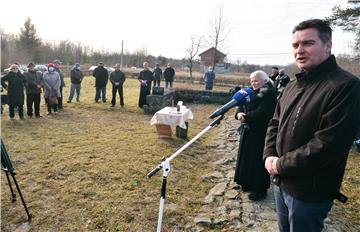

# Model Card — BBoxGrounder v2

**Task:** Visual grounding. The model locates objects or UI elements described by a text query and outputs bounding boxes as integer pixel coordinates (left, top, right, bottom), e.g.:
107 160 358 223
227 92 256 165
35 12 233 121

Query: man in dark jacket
92 62 109 103
67 63 84 103
110 63 126 108
268 66 279 82
1 64 27 119
264 19 360 232
138 62 153 108
153 63 162 87
24 62 44 118
274 69 290 98
163 63 175 91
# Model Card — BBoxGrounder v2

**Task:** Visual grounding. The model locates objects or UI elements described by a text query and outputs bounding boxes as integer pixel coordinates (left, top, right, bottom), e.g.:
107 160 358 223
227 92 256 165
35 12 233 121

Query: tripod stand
1 138 32 222
147 115 224 232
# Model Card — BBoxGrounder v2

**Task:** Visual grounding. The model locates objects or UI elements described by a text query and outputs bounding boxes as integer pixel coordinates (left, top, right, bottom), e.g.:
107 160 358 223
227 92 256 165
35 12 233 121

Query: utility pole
121 40 124 69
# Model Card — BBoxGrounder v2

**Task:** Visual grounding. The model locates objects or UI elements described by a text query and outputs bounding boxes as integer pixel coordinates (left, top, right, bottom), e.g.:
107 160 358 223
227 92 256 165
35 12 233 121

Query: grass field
1 77 359 231
0 77 226 231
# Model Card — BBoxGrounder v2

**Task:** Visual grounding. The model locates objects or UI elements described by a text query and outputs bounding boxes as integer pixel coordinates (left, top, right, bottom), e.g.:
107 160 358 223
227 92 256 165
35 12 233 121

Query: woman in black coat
138 62 153 108
234 70 276 201
1 64 26 119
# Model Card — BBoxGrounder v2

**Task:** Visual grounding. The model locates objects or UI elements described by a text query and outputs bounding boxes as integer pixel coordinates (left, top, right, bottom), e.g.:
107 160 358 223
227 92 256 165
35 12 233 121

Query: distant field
1 77 359 231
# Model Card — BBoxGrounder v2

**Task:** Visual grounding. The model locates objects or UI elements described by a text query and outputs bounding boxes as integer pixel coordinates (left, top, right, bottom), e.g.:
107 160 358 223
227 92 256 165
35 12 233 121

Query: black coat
1 72 26 106
93 66 109 87
138 69 153 107
163 67 175 82
234 83 276 191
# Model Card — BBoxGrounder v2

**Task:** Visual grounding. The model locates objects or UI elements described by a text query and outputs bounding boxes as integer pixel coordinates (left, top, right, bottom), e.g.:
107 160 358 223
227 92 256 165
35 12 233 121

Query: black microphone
209 87 254 119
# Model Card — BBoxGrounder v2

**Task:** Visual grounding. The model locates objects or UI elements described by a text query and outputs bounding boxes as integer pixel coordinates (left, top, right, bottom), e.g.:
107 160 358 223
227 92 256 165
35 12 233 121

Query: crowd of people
0 61 179 118
1 18 359 232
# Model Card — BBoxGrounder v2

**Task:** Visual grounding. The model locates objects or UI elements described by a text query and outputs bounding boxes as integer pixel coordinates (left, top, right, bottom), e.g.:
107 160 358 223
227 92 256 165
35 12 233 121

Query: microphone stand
147 115 225 232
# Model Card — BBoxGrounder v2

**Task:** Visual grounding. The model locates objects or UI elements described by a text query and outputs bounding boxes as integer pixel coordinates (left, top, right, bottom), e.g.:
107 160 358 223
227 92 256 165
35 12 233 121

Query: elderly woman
43 63 61 115
138 62 153 108
1 64 26 119
234 70 277 201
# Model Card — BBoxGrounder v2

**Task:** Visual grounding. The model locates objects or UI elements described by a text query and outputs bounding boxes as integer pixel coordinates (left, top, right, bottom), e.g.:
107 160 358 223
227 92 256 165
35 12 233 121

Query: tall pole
121 40 124 69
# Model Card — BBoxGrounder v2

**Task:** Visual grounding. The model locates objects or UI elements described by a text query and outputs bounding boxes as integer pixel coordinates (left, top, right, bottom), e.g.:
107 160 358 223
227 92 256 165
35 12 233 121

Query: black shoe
248 191 267 201
67 100 71 103
35 114 43 118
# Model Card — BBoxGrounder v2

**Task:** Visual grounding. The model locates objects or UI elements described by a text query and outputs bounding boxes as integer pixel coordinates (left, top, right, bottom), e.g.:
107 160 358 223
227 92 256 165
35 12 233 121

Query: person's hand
37 85 41 89
236 112 246 122
265 156 279 175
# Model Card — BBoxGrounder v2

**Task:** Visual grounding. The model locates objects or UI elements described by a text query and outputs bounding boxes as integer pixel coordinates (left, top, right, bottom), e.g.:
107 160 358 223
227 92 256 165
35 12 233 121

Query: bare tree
207 6 229 71
327 1 360 57
186 36 202 83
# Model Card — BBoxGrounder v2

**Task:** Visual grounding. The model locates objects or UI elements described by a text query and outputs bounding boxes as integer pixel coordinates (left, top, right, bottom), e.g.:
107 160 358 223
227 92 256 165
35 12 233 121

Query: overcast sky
0 0 355 65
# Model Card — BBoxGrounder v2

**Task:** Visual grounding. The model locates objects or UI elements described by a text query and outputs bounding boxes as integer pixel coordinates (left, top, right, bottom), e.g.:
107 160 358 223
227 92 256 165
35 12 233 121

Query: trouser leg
9 105 15 118
95 87 100 101
111 85 117 106
273 185 290 232
26 94 34 116
18 104 24 118
101 87 106 102
68 84 75 101
34 93 41 116
58 86 63 109
76 84 81 101
119 86 124 106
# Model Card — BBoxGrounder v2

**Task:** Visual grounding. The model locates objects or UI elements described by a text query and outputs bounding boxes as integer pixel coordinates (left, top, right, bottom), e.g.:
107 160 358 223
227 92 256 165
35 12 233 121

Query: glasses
11 68 19 71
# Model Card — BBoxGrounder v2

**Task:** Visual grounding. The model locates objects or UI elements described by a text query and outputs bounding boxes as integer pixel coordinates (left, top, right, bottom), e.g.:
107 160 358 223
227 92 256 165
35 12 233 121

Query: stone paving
185 117 355 232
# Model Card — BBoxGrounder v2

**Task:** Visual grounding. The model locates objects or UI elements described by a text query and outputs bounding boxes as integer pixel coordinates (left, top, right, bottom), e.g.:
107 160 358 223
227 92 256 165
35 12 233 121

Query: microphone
209 87 254 119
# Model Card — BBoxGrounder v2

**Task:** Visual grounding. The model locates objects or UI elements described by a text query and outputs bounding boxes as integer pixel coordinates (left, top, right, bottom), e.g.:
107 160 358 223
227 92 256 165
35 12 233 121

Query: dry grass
1 77 221 231
1 77 359 231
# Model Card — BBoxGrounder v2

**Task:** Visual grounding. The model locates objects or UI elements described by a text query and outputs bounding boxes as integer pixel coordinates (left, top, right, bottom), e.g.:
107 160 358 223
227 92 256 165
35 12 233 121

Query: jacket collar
295 55 338 84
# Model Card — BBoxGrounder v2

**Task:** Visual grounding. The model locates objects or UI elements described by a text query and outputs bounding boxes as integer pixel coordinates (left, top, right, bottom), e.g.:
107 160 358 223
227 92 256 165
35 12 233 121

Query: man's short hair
271 66 279 70
292 19 332 43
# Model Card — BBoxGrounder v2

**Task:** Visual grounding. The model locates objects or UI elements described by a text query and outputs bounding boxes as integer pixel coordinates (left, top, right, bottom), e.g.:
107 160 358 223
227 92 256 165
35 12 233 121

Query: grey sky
0 0 354 65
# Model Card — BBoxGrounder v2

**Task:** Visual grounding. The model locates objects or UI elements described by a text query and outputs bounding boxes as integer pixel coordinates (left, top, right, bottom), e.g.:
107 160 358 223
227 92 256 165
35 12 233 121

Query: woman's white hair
249 70 273 85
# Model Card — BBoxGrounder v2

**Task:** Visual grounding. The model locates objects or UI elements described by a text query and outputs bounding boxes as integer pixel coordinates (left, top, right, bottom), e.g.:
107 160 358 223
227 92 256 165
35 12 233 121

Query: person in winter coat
53 59 65 110
24 62 44 118
274 69 290 98
153 63 162 87
43 63 61 114
163 63 175 91
1 64 27 119
138 62 153 108
264 19 360 232
234 70 276 201
204 66 215 90
110 63 126 108
92 62 109 103
67 63 84 103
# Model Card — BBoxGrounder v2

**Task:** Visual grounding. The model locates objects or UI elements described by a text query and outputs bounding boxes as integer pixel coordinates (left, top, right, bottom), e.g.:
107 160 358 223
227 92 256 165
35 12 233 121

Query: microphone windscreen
232 87 254 105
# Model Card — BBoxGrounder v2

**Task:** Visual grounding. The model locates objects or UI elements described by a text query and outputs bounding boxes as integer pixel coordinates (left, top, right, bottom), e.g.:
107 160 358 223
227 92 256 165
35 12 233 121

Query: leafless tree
186 36 202 83
207 6 229 71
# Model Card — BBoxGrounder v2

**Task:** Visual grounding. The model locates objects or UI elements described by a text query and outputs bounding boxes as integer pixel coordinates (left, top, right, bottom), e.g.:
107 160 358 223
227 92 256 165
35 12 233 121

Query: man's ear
326 40 332 54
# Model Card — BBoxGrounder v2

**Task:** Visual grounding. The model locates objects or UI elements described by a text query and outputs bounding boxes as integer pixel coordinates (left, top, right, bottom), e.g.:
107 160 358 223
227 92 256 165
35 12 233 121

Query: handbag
48 96 58 106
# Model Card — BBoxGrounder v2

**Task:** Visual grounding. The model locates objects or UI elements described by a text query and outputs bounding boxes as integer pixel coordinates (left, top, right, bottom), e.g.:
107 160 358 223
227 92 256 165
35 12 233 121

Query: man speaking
264 19 360 232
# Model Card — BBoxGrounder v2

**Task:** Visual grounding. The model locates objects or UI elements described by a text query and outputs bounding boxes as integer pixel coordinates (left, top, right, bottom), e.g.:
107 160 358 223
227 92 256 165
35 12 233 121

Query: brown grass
1 77 222 231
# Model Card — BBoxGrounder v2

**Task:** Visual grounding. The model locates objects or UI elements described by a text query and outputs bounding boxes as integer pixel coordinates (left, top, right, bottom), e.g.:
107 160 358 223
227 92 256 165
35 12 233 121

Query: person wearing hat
1 64 27 119
43 63 61 115
152 63 162 87
92 62 109 103
67 63 84 103
23 62 44 118
110 63 126 108
53 59 65 110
